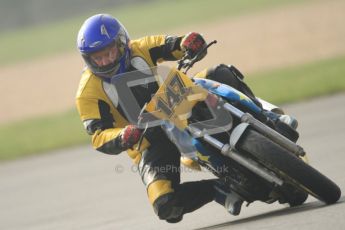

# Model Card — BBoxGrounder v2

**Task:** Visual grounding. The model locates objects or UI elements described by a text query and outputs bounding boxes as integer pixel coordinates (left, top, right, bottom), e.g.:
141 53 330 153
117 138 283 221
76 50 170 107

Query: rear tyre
280 183 308 207
288 190 308 207
237 129 341 204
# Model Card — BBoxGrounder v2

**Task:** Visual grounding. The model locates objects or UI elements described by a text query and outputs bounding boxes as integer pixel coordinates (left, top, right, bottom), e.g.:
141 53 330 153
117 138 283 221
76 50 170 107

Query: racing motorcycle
112 41 341 209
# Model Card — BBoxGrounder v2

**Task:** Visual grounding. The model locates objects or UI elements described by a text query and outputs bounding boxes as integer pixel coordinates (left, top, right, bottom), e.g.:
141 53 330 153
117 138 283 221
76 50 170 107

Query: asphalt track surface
1 93 344 230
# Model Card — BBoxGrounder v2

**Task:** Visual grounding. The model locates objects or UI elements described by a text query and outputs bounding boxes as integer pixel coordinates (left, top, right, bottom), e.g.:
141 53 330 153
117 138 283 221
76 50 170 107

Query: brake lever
177 53 191 71
135 103 149 151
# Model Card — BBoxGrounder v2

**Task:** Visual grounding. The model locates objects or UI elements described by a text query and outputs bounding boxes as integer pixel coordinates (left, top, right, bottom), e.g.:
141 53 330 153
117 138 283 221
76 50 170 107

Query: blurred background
0 0 148 32
0 0 344 160
0 1 345 229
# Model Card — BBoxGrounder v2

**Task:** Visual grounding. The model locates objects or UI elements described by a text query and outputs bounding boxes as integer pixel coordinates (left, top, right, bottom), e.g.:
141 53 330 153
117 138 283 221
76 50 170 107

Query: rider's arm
75 70 131 155
76 96 126 155
131 35 184 65
132 33 206 65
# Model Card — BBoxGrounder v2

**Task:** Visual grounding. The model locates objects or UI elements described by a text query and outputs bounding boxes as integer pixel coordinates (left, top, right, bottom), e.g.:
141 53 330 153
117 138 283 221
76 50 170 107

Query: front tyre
237 129 341 204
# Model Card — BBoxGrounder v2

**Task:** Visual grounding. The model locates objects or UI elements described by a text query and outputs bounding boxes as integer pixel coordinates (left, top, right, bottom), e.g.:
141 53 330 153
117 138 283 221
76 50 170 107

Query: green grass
1 55 345 161
247 56 345 105
0 110 89 161
0 0 310 66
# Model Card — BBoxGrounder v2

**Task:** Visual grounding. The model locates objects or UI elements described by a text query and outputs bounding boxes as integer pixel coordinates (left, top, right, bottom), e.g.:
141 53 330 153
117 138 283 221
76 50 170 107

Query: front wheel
237 129 341 204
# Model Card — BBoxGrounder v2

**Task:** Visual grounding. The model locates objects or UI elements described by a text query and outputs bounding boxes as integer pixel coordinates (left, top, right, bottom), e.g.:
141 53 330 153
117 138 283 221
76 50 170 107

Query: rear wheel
279 183 308 207
237 129 341 204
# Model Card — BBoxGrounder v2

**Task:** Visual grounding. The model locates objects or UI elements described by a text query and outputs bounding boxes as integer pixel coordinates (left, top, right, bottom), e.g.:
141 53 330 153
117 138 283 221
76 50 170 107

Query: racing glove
181 32 207 61
119 125 142 149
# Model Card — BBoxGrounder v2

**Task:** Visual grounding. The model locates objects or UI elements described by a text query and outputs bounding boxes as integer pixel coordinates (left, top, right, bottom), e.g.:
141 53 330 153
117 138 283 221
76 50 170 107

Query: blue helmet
77 14 130 77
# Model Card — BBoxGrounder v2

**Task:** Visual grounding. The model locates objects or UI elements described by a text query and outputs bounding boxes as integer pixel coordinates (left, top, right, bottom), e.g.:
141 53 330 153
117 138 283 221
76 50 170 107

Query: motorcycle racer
76 14 294 223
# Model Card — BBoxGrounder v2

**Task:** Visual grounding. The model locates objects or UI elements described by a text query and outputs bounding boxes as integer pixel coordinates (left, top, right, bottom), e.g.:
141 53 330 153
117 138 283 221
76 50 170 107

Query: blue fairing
194 78 262 115
192 138 226 167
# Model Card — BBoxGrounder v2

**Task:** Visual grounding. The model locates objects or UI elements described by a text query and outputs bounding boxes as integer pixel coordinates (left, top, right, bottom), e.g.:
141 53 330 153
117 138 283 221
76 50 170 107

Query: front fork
188 102 306 186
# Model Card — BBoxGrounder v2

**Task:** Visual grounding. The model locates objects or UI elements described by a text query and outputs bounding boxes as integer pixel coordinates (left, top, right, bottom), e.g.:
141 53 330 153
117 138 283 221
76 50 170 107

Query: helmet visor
83 38 126 77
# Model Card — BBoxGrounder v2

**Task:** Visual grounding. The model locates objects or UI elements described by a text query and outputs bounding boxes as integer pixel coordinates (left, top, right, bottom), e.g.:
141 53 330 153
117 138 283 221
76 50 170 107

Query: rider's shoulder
76 68 102 98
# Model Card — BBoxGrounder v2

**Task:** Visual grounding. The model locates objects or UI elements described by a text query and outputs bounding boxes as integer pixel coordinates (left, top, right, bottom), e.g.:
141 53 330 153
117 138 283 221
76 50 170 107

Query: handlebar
177 40 217 74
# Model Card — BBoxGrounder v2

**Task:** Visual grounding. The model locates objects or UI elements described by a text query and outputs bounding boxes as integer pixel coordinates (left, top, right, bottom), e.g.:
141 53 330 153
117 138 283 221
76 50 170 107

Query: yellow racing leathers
76 35 216 223
76 35 183 161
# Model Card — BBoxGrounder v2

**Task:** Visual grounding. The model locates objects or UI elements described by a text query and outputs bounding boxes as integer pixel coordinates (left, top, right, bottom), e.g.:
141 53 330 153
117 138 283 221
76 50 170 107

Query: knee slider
153 193 184 221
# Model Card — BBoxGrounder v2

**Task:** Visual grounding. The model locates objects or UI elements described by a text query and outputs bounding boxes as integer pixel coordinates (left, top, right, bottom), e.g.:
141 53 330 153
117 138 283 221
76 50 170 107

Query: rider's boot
213 181 244 216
